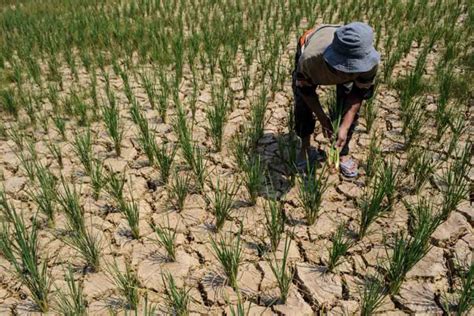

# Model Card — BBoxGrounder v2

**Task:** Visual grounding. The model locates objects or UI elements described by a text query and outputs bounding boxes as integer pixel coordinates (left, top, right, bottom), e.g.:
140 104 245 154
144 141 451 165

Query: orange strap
299 27 316 47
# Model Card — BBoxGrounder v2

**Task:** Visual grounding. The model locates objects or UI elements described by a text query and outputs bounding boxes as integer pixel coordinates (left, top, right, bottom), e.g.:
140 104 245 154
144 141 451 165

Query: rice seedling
157 71 170 123
407 148 437 194
168 172 189 212
445 260 473 316
328 115 342 171
365 133 381 180
73 129 93 174
101 93 123 156
0 189 15 222
153 141 176 184
64 227 102 273
120 196 140 239
162 273 190 316
297 163 330 225
229 290 251 316
277 131 299 184
139 72 157 110
264 198 285 252
446 113 466 157
359 275 387 316
0 88 18 118
210 231 242 290
439 144 470 219
90 159 106 201
107 259 140 310
326 224 353 272
242 155 266 205
29 163 57 226
106 171 126 206
268 234 293 304
206 85 228 152
46 141 63 169
379 159 400 209
358 173 390 240
151 218 177 262
174 102 194 169
209 179 238 231
17 143 37 181
53 115 67 140
55 265 87 316
231 132 251 172
363 95 377 133
191 145 208 192
248 87 268 146
0 211 51 312
401 97 424 148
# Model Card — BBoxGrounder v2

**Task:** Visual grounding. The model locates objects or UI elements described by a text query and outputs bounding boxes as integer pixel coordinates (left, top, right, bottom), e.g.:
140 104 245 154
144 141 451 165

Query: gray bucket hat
323 22 380 73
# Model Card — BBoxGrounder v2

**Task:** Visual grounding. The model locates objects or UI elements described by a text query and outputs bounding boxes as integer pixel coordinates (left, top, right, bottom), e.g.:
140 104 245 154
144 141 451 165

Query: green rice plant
151 218 177 262
162 273 190 316
326 224 353 272
17 143 37 181
445 260 473 315
379 159 400 209
242 155 265 205
106 171 126 206
29 163 57 226
229 290 251 316
359 275 387 316
231 133 251 172
191 145 207 192
328 115 342 171
0 212 51 312
90 159 106 201
210 232 242 290
139 72 157 110
446 113 466 157
73 129 93 174
264 198 285 252
0 88 18 118
57 180 86 234
358 173 390 240
297 163 330 225
248 87 268 146
383 230 431 294
46 141 63 169
7 127 26 150
55 265 87 316
407 148 436 194
401 97 424 148
277 131 299 184
157 71 169 122
64 228 101 273
174 103 194 169
53 115 67 140
206 86 228 151
363 95 377 133
153 142 176 184
107 259 140 310
47 83 60 112
22 93 37 125
209 179 238 232
120 196 140 239
0 189 15 222
268 234 294 304
101 93 123 156
439 144 470 219
168 172 189 212
365 133 381 180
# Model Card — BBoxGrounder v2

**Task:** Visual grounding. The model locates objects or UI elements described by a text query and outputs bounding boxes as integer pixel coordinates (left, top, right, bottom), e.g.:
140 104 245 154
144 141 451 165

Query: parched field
0 0 472 315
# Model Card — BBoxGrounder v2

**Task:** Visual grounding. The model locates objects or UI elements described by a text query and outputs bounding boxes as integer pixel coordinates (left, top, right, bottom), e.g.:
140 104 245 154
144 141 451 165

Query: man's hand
335 126 349 150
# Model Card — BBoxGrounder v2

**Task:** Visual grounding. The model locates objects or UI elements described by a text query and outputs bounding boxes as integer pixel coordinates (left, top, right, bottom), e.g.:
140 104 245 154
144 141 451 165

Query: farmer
293 22 380 177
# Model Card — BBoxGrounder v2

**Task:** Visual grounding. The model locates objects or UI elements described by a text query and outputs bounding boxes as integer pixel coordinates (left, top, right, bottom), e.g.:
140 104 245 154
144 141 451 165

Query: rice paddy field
0 0 472 314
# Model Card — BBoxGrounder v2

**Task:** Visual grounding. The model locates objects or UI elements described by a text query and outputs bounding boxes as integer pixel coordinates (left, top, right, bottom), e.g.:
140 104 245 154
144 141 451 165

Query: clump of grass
0 210 51 312
359 275 387 316
297 163 330 225
55 265 87 316
168 172 189 212
174 102 194 169
248 87 268 146
439 144 470 219
268 234 294 304
443 260 473 315
210 232 242 290
209 179 238 231
106 171 126 205
406 147 436 194
264 198 285 252
365 133 381 180
29 163 57 226
139 72 157 110
46 141 63 169
0 189 15 222
90 159 106 200
53 115 67 140
363 96 377 133
154 142 176 184
120 196 140 239
107 259 140 310
0 88 18 118
277 131 299 183
242 155 265 205
326 224 353 272
102 90 123 156
151 218 177 262
73 129 93 174
191 145 208 192
401 97 424 148
162 273 190 316
206 85 228 152
358 168 394 239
